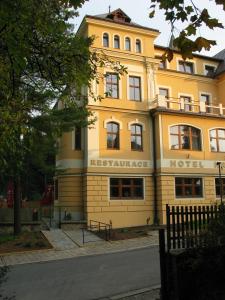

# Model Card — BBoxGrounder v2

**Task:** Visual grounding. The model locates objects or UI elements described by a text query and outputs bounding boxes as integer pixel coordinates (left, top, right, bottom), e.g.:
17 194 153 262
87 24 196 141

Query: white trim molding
127 120 146 131
104 117 123 129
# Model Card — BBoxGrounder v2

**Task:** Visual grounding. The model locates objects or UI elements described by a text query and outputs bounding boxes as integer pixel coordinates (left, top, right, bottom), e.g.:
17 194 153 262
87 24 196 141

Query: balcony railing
150 95 225 116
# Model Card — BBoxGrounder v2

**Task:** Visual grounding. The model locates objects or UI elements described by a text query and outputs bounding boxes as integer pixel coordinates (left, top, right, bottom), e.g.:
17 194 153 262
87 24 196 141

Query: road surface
1 246 160 300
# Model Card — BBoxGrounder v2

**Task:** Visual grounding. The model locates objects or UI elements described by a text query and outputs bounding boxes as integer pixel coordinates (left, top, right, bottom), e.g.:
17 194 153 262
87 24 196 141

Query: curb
97 285 161 300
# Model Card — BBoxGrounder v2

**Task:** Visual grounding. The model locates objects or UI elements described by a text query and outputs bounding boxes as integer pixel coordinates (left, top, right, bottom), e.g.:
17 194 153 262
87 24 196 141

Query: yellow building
55 9 225 228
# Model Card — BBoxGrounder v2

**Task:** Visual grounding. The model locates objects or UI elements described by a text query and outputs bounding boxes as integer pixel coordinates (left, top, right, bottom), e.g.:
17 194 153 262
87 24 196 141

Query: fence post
159 228 168 300
166 205 171 251
50 204 52 228
82 228 85 245
58 206 61 229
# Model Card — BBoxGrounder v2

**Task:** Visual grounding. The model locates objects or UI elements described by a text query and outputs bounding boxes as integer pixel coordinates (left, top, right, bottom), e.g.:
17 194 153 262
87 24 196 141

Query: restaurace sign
90 159 150 168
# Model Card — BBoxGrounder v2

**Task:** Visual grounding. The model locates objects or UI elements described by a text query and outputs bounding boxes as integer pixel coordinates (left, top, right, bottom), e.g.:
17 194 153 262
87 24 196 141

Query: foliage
167 204 225 300
149 0 225 60
0 0 125 186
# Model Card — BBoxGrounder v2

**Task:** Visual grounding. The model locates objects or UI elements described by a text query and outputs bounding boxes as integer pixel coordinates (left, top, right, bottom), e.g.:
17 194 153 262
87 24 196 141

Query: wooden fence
166 204 219 251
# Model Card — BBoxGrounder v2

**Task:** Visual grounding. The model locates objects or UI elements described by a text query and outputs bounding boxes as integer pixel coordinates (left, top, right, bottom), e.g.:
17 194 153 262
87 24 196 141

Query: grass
0 231 52 253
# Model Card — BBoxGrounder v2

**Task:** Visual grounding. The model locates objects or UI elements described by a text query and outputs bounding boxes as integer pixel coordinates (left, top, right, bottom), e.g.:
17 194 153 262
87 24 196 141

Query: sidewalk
0 229 159 266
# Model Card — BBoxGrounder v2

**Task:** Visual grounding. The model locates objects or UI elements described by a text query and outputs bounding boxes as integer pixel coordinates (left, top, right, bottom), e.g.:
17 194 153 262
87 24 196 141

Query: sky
72 0 225 56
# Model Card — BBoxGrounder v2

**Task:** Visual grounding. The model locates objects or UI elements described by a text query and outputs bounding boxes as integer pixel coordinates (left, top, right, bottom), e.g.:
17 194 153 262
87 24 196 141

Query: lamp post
216 161 223 205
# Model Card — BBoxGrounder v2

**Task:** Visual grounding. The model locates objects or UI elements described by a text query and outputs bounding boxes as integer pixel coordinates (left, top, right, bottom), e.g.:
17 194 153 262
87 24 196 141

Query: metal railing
88 220 112 241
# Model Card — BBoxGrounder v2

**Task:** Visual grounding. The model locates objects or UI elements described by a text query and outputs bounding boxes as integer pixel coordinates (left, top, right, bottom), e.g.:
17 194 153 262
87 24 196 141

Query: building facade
55 9 225 228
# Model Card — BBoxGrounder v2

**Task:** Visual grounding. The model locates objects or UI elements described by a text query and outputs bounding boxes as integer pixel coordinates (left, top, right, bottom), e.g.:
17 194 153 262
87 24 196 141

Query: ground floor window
215 178 225 198
175 177 203 198
110 178 144 200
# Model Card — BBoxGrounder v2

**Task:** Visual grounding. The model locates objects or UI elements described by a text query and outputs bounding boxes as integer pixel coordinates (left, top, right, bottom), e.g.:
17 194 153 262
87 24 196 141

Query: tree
149 0 225 60
0 0 125 234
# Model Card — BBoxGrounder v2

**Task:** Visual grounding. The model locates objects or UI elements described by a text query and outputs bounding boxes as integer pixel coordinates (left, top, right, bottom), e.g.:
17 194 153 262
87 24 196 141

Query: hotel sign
170 160 204 168
90 159 151 168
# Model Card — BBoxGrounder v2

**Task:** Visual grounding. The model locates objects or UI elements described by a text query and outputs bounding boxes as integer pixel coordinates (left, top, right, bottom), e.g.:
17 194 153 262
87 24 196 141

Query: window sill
110 198 144 201
175 197 204 200
170 148 202 152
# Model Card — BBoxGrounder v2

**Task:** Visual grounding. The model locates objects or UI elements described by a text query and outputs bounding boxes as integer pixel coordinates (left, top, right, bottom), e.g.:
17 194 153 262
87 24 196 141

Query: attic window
114 12 125 22
204 65 215 77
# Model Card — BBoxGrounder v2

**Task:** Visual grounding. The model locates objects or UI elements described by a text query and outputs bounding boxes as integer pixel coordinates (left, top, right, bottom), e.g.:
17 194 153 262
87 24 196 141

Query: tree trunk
14 176 21 235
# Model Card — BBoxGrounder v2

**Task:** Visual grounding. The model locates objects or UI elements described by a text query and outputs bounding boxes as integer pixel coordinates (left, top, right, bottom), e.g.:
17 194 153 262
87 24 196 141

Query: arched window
114 35 120 49
107 122 119 149
136 39 141 53
210 128 225 152
170 125 201 150
103 33 109 47
131 124 143 150
125 37 131 51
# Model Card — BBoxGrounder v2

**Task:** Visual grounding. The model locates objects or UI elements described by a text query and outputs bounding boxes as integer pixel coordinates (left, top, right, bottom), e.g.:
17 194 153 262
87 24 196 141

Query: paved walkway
0 229 159 267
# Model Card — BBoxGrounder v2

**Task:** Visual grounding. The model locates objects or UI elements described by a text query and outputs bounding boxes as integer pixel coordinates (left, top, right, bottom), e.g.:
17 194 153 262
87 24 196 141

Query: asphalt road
1 246 160 300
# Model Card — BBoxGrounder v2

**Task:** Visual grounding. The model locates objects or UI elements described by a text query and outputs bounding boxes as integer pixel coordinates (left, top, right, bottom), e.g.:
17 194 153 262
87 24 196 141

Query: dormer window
204 65 215 77
136 39 141 53
103 33 109 47
114 35 120 49
125 37 131 51
178 61 194 74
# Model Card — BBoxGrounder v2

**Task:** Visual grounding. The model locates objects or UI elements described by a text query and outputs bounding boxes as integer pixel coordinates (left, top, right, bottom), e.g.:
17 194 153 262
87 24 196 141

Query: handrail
89 219 112 241
151 94 225 116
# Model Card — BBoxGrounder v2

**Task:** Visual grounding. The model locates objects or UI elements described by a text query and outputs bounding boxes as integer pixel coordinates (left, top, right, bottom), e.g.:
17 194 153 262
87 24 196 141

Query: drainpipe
150 111 158 225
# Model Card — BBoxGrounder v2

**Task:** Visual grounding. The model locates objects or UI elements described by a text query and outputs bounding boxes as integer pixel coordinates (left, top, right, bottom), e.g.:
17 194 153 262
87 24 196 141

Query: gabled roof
86 8 159 33
214 49 225 76
95 8 131 23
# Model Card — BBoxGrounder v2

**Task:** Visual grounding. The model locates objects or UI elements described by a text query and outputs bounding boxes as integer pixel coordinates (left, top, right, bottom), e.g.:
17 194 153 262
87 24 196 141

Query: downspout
150 110 158 225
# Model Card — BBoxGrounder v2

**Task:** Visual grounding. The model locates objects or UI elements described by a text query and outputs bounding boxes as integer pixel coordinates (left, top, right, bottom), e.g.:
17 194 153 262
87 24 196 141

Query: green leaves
149 0 225 59
0 0 124 180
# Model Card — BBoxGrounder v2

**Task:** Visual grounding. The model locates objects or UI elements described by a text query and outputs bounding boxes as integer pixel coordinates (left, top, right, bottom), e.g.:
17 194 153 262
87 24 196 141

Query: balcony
150 95 225 116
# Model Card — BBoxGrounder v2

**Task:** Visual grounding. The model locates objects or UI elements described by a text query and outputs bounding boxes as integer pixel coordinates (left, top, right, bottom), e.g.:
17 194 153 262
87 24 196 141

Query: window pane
171 135 179 149
176 186 183 197
170 126 178 134
159 88 169 98
125 38 131 51
179 62 185 72
114 36 120 49
122 178 131 185
136 40 141 53
192 136 201 150
112 123 118 132
103 34 109 47
175 178 182 184
182 136 190 149
135 125 141 134
110 178 119 185
134 77 140 86
210 130 216 138
135 88 141 101
130 88 135 100
210 139 217 151
205 65 215 76
131 125 136 134
218 130 225 138
133 178 142 185
219 140 225 152
110 187 119 198
122 187 131 197
134 187 143 197
184 186 192 196
136 136 142 148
